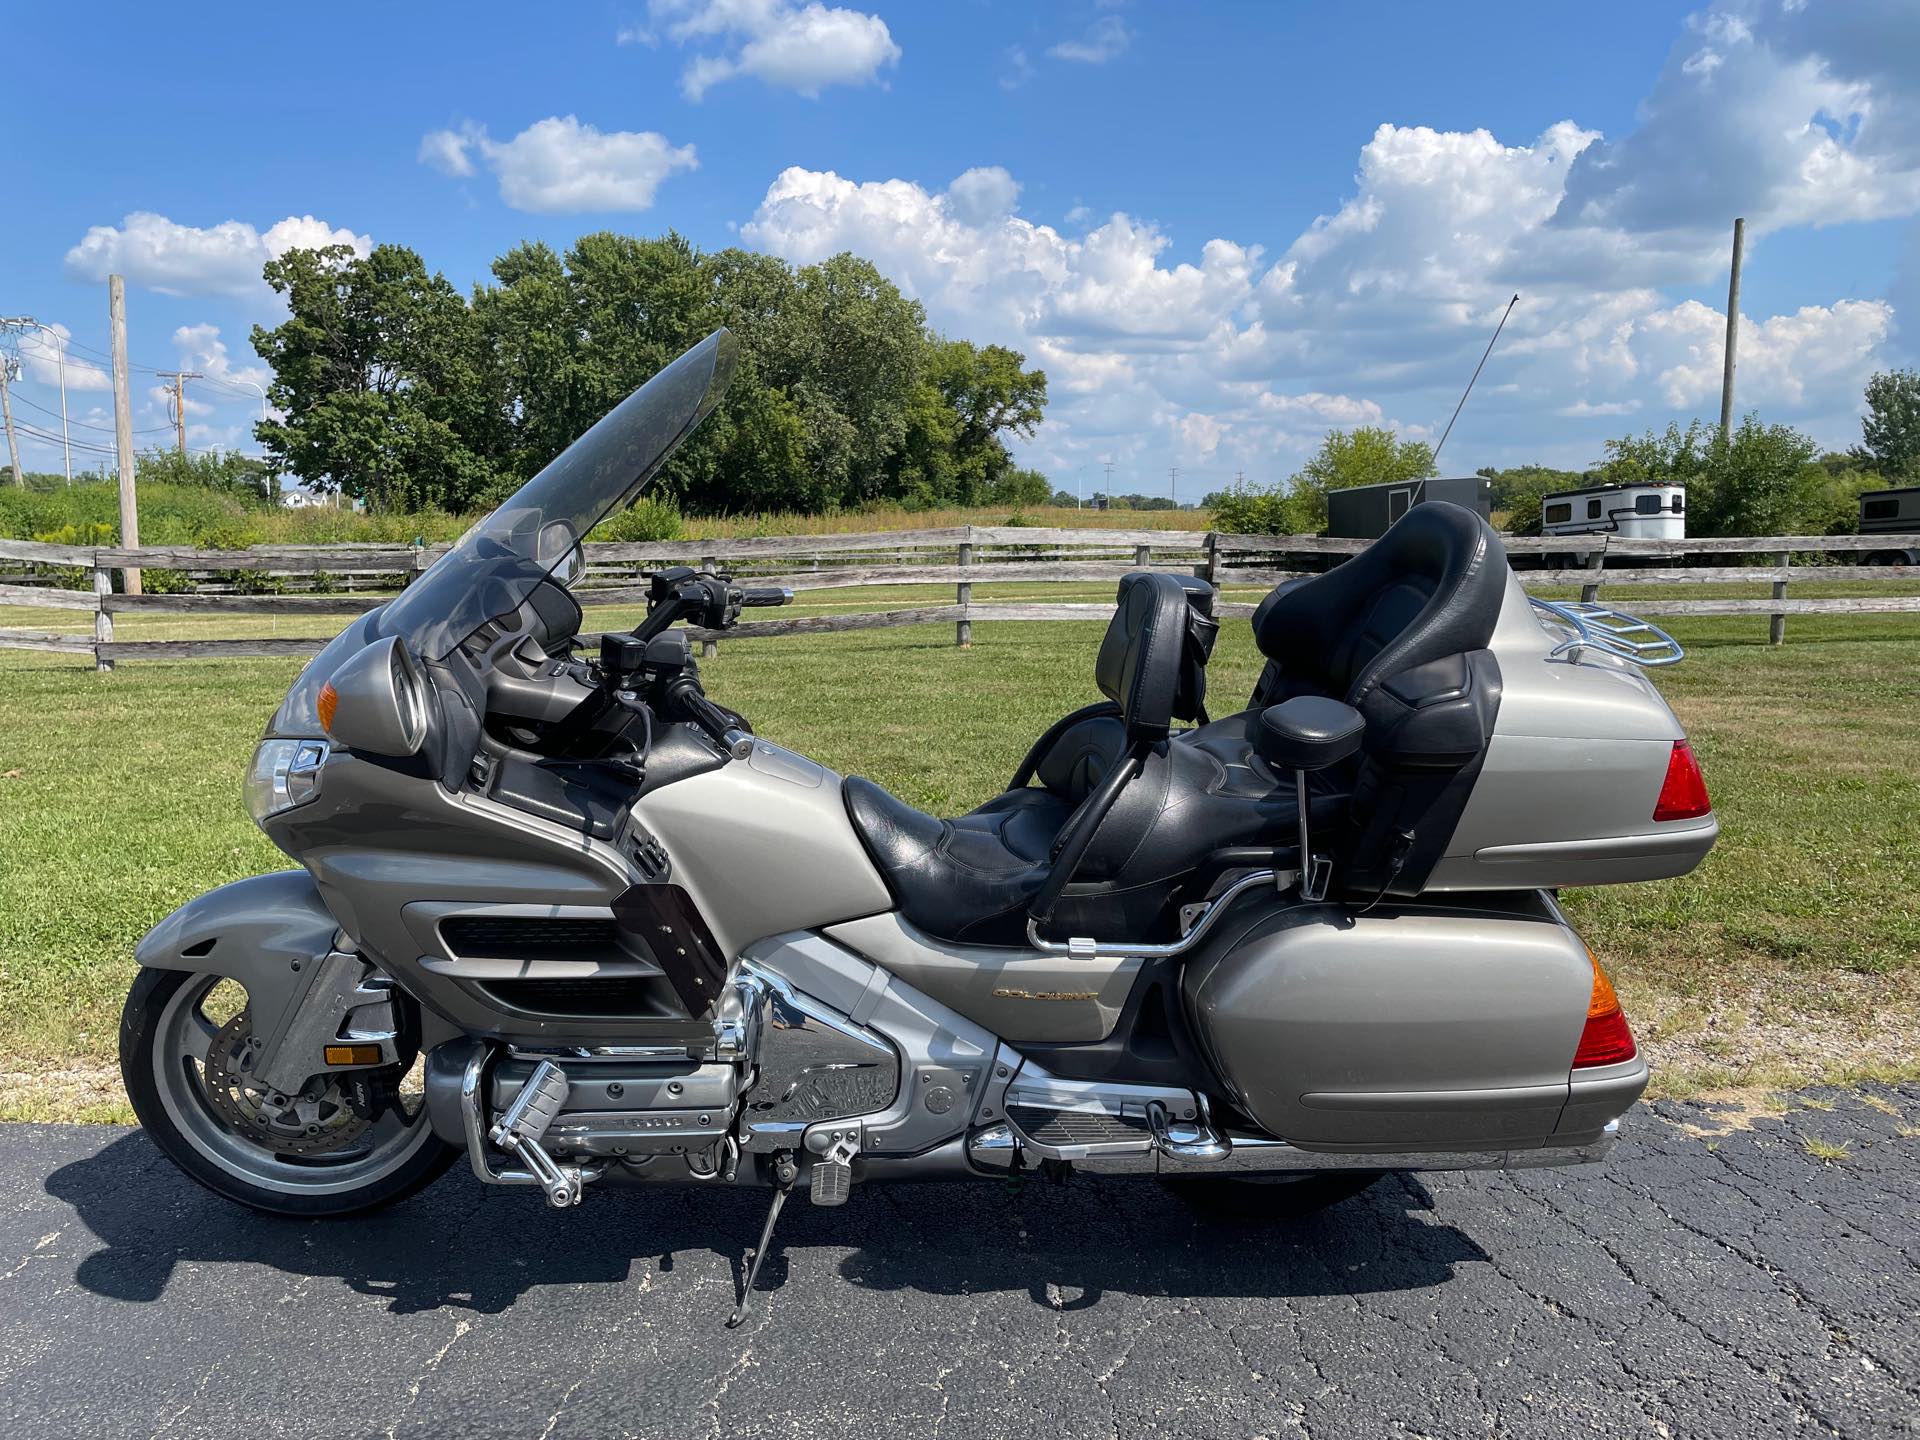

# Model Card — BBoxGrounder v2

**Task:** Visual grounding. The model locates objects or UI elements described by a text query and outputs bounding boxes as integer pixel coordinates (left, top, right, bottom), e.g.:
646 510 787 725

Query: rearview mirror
319 636 431 758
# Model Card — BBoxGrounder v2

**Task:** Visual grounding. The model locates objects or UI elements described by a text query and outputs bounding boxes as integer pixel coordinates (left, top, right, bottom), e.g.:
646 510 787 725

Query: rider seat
843 502 1510 945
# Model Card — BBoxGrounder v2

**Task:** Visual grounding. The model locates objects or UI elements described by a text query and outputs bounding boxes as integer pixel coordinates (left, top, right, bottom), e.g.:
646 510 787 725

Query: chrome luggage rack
1529 597 1685 667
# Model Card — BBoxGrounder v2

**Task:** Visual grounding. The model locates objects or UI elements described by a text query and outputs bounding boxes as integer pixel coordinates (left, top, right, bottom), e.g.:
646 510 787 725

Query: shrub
591 497 684 542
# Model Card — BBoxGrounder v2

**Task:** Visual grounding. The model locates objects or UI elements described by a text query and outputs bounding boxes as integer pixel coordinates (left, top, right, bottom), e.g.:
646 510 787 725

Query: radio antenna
1431 293 1519 469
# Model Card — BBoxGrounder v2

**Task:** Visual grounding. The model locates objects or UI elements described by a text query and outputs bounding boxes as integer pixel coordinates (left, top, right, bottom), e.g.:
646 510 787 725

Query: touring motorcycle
121 331 1718 1322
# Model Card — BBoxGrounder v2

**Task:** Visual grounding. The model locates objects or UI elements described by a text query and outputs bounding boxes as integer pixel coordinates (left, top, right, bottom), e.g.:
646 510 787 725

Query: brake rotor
202 1009 371 1156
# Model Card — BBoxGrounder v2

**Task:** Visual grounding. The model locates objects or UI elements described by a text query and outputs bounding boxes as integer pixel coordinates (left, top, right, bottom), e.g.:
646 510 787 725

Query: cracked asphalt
1 1087 1917 1439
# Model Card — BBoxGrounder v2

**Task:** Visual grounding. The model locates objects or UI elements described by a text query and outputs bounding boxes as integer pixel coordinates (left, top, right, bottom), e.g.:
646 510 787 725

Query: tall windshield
383 330 738 660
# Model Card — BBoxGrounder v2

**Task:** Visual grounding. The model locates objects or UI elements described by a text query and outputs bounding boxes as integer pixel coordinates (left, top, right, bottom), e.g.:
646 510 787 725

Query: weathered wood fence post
955 530 974 648
91 555 113 672
1770 549 1790 646
1580 540 1606 604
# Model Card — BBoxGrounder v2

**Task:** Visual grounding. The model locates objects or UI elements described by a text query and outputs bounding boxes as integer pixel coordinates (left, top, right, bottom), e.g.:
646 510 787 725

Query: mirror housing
320 635 430 758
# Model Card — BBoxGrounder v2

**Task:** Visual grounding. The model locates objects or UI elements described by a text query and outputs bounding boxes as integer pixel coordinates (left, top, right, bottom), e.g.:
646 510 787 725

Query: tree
254 233 1052 517
1216 426 1435 534
1599 416 1822 536
136 448 274 505
253 244 505 511
1854 369 1920 481
1478 464 1591 534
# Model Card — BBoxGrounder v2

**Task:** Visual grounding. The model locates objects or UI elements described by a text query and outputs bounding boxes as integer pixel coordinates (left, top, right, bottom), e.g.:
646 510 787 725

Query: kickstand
727 1153 797 1328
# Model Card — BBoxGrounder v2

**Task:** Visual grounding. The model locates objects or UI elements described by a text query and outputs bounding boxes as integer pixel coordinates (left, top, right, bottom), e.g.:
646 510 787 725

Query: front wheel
120 968 456 1217
1159 1171 1383 1221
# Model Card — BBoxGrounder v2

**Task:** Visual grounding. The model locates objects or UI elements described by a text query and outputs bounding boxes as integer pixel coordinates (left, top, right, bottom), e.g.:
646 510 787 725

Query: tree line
1209 367 1920 537
250 234 1051 516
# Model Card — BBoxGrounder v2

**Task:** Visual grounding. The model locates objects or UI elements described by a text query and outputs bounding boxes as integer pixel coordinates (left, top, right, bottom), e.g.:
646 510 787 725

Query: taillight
1653 739 1711 822
1573 952 1638 1069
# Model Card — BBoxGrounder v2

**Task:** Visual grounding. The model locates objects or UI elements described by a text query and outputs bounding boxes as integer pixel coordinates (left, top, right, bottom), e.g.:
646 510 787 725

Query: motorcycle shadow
48 1134 1486 1315
835 1171 1490 1311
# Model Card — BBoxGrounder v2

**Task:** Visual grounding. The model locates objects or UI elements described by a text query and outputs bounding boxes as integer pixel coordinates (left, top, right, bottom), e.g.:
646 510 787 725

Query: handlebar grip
739 587 794 608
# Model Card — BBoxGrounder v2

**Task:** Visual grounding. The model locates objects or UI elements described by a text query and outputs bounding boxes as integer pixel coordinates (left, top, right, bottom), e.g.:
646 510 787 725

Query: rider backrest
1250 501 1505 708
1094 572 1219 742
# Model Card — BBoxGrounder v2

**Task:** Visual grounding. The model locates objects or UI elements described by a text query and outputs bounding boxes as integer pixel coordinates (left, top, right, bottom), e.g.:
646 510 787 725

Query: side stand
728 1153 798 1328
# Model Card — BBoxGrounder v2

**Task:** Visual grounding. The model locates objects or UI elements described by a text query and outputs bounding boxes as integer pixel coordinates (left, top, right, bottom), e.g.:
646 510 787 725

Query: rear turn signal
1574 952 1638 1069
1652 739 1711 822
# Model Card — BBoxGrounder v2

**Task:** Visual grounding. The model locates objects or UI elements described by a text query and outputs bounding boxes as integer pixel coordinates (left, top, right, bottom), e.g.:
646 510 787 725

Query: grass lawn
2 595 1917 1121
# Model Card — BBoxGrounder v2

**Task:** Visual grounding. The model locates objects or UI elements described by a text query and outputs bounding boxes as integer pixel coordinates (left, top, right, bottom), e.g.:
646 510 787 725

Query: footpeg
809 1134 859 1207
1147 1096 1231 1162
487 1060 584 1208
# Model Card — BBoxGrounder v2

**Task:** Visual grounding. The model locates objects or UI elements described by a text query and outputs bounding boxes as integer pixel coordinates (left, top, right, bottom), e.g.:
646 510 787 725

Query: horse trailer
1541 483 1686 542
1326 476 1492 539
1859 485 1920 564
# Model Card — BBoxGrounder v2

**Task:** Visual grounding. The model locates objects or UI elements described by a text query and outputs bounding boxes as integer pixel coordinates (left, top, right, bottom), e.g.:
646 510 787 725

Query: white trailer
1541 483 1686 542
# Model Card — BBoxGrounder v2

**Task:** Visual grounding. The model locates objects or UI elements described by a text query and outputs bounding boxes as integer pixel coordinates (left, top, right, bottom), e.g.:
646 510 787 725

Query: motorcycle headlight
244 739 330 824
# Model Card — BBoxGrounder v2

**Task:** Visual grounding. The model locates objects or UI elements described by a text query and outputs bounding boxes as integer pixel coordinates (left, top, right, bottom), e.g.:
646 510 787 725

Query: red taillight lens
1653 739 1711 822
1573 953 1638 1069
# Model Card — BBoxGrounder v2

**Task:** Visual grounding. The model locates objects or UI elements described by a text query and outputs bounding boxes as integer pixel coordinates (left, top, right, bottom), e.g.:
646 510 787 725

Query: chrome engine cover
731 964 900 1152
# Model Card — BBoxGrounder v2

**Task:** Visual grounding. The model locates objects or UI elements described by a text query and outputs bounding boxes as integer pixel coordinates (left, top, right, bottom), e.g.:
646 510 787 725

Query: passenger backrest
1094 571 1219 742
1250 501 1506 708
1246 502 1509 897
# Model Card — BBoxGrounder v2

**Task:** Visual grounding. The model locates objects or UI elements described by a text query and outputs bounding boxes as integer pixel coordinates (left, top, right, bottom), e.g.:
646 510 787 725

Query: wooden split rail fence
1 526 1916 671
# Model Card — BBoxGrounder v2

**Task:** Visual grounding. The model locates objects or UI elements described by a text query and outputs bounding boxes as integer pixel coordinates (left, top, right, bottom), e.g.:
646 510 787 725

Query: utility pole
0 358 22 486
156 370 204 455
1718 217 1745 442
0 318 70 482
1103 460 1114 501
1168 466 1179 506
110 275 142 595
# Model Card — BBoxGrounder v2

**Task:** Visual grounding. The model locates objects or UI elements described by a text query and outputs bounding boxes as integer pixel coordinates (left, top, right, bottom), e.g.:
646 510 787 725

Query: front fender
136 870 344 1045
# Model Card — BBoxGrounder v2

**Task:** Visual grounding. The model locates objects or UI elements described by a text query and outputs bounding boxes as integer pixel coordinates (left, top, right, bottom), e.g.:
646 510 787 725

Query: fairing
383 329 737 662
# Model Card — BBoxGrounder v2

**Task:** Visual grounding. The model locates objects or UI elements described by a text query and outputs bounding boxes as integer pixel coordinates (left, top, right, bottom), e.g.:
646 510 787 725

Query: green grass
3 601 1919 1120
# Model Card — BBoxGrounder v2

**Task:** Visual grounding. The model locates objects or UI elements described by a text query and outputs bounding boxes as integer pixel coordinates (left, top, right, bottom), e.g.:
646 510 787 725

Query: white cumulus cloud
63 213 371 298
1048 14 1131 64
419 116 697 213
649 0 900 101
15 324 111 392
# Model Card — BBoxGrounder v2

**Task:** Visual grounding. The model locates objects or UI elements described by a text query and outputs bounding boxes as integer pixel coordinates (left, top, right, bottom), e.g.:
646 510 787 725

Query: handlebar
739 587 794 608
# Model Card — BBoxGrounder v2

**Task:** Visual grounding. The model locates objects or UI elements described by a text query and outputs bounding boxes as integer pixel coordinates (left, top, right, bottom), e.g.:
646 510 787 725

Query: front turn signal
1573 951 1638 1069
316 680 340 734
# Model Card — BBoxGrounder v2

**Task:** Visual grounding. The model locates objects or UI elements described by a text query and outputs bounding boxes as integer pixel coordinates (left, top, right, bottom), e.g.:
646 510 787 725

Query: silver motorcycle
120 330 1717 1323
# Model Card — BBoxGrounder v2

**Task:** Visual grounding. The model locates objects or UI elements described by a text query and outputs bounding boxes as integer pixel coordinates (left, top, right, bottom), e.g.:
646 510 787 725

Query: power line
8 390 170 434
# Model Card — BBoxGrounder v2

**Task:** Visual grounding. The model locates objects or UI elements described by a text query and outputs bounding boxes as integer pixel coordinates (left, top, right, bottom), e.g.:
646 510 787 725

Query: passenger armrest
1255 697 1365 772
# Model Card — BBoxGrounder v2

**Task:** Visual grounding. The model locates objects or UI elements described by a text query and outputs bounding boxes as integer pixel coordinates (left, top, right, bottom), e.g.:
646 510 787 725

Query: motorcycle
120 330 1717 1323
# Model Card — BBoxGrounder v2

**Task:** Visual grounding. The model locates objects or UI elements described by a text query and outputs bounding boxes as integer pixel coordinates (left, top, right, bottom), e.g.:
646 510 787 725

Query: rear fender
134 871 369 1090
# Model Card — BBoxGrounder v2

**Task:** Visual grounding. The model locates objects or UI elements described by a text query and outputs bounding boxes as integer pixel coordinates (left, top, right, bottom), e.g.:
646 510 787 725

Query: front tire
121 968 456 1217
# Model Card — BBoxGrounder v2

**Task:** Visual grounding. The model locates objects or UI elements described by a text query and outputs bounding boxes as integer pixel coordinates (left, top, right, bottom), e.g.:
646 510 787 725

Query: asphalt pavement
1 1087 1917 1439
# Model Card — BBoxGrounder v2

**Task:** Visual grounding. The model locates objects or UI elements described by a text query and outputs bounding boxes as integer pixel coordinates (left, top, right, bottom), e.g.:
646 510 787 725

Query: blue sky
6 0 1919 500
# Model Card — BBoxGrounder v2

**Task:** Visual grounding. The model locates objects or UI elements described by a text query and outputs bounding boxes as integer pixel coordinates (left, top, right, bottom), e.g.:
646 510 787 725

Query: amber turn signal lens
323 1043 382 1066
316 680 340 733
1573 950 1638 1069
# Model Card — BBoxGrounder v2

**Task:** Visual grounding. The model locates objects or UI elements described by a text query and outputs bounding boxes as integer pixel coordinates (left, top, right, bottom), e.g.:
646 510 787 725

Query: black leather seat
844 502 1510 943
1246 500 1509 895
844 572 1241 944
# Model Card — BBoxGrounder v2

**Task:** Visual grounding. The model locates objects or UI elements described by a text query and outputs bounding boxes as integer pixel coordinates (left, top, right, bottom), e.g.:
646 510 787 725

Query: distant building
1326 476 1492 539
280 487 336 510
